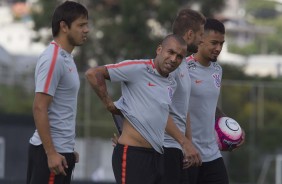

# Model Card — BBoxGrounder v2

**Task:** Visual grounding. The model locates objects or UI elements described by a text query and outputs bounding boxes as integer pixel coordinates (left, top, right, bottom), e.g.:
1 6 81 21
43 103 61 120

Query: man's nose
170 54 177 62
84 25 90 33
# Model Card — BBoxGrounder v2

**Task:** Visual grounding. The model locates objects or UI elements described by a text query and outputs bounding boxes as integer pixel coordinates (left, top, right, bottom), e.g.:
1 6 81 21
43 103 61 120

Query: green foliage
156 0 184 27
229 0 282 55
97 0 157 62
195 0 226 17
228 148 250 182
76 80 122 138
229 43 259 56
0 85 33 115
246 0 277 19
221 64 251 80
257 123 282 152
31 0 59 31
266 32 282 54
30 0 228 67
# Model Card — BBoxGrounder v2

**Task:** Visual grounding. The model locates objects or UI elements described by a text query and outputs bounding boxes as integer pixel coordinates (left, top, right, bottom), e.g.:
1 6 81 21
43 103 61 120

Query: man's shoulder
107 59 152 69
211 62 222 72
39 43 67 62
185 57 197 71
39 43 56 58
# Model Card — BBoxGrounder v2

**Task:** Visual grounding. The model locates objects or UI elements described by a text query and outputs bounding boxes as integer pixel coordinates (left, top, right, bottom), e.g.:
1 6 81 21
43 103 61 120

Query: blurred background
1 0 282 183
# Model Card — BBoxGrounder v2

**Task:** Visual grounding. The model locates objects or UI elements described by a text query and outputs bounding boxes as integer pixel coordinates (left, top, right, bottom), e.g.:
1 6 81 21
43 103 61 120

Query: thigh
55 152 76 184
185 166 200 184
198 158 229 184
26 144 76 184
112 144 163 184
26 144 51 184
162 147 183 184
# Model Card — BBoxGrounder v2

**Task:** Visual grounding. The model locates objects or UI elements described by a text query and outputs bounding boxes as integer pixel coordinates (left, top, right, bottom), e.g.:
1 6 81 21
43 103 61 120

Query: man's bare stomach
118 118 152 148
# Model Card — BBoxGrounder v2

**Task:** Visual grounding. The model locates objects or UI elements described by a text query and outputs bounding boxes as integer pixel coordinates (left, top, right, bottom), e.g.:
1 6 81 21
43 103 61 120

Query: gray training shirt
106 59 177 154
30 42 80 153
187 55 222 162
163 61 191 150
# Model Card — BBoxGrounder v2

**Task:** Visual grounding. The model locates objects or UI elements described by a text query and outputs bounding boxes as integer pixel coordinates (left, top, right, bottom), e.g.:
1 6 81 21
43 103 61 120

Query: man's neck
194 53 210 67
53 37 74 54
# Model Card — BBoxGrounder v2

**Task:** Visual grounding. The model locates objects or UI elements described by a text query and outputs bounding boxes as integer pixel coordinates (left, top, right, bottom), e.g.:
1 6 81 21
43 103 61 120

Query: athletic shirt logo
212 73 221 88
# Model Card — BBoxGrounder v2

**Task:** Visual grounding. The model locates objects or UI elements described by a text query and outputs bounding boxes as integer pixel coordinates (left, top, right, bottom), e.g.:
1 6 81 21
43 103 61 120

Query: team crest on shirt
187 61 196 70
146 66 156 74
212 73 221 88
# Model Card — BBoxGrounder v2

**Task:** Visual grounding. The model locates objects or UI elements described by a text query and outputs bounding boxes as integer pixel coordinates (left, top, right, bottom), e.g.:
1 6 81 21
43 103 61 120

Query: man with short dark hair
26 1 89 183
162 8 206 184
86 34 187 184
186 18 245 184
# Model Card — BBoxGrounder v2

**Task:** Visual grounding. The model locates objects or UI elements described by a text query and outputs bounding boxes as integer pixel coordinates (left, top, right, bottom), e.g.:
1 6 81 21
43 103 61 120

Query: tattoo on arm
94 68 111 104
87 66 114 111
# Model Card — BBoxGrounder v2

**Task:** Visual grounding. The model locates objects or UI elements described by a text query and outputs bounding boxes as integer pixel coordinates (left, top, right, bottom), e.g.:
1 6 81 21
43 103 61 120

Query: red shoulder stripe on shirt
44 43 59 93
106 59 154 69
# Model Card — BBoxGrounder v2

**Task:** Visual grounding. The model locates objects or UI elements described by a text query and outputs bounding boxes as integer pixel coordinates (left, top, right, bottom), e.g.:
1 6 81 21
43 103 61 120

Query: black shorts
162 147 186 184
112 143 164 184
26 144 76 184
185 157 229 184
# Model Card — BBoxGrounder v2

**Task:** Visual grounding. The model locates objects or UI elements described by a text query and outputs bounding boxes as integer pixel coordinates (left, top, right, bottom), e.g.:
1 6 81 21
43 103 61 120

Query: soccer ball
215 117 243 151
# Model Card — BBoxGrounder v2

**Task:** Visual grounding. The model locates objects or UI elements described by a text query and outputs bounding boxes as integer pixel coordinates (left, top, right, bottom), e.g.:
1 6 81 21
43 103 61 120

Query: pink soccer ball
215 117 243 151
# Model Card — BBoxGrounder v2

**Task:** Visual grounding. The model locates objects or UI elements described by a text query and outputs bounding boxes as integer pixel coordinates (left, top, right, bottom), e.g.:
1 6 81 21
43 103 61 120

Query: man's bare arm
33 93 67 175
85 66 120 114
166 115 201 168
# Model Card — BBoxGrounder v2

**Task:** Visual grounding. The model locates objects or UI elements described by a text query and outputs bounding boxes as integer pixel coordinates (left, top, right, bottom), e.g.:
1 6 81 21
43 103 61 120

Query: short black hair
161 34 187 48
52 1 88 37
204 18 225 34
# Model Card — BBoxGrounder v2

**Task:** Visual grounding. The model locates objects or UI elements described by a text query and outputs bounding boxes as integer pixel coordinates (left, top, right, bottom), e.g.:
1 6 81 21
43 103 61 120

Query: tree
30 0 227 69
30 0 59 33
229 0 282 55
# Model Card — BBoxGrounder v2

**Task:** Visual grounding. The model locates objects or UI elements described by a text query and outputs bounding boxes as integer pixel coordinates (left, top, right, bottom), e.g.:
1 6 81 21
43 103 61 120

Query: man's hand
232 129 245 151
182 138 202 169
111 133 119 147
74 151 79 163
47 151 68 176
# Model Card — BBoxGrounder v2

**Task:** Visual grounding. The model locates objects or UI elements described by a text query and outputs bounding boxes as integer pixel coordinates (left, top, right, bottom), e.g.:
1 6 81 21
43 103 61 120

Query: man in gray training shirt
26 1 89 184
85 34 187 184
186 18 245 184
111 9 206 184
162 8 205 184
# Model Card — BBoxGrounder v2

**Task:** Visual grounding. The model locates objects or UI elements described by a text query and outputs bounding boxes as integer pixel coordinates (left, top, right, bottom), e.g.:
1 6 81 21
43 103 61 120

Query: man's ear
156 45 162 55
60 21 68 33
184 29 193 41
